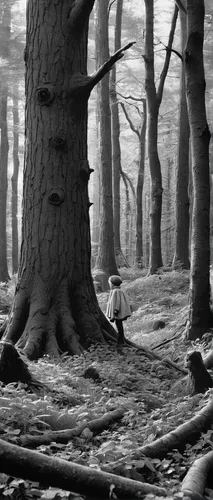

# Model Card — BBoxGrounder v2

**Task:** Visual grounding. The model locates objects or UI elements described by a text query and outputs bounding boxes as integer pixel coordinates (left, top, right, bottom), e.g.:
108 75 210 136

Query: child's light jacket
106 287 131 321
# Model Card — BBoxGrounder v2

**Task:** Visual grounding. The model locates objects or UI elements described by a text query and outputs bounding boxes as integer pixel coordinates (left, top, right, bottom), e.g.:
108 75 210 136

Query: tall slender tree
0 1 11 282
184 0 213 340
144 1 178 274
91 4 101 259
94 0 119 290
120 99 147 267
173 0 190 270
110 0 126 266
11 82 20 274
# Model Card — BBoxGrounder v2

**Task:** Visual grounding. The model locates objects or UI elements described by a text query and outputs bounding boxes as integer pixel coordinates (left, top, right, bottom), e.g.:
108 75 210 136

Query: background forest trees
0 0 213 317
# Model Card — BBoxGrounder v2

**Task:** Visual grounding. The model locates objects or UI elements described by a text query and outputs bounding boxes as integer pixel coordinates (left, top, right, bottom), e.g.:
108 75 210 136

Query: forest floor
0 269 213 499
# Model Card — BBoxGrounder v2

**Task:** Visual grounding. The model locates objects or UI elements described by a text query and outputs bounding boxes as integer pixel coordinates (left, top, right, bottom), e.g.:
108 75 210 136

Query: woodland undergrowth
0 270 213 499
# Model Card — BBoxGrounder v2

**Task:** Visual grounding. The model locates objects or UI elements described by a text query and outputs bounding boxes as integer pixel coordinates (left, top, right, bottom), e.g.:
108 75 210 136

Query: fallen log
0 438 167 499
133 398 213 459
14 408 126 448
181 450 213 499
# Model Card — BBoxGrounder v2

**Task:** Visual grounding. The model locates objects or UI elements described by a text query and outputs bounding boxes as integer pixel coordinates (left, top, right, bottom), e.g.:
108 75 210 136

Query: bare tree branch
175 0 187 14
108 0 117 19
117 92 145 102
157 4 179 104
162 46 183 61
89 41 136 88
120 101 140 138
68 0 96 32
121 169 136 199
69 42 136 99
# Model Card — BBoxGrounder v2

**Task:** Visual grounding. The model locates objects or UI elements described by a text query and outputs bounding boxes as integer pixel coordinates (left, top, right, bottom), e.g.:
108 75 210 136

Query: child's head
108 275 122 288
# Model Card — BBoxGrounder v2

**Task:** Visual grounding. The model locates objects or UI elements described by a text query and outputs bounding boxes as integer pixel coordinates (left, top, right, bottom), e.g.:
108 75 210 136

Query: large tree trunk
95 0 118 290
11 82 20 274
173 1 190 270
0 1 10 282
184 0 213 340
144 1 178 274
4 0 119 359
135 99 147 268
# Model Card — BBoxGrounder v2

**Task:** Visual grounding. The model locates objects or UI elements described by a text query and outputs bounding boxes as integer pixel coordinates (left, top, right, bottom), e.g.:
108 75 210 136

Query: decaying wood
14 408 126 448
185 351 213 395
181 450 213 499
0 341 44 392
133 398 213 459
204 349 213 370
0 438 167 499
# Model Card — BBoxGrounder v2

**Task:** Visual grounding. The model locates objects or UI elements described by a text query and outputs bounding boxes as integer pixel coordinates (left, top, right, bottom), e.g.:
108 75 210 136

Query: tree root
132 398 213 459
4 277 117 360
13 408 126 448
181 450 213 500
0 438 167 499
125 338 187 375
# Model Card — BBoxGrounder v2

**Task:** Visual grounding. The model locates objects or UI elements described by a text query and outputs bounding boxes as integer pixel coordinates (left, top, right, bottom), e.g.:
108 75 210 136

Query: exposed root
133 398 213 459
4 277 117 360
0 438 167 499
15 408 126 448
181 450 213 500
125 338 187 375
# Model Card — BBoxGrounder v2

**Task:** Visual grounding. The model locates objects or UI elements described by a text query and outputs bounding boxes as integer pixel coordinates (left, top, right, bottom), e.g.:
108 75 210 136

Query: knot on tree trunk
49 136 67 151
36 84 55 106
48 188 65 206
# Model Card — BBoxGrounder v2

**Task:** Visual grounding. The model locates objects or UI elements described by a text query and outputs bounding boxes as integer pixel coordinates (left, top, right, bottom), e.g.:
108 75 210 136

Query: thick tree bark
11 82 20 274
184 0 213 340
144 1 178 274
4 0 121 359
173 1 190 270
95 0 119 290
0 1 10 282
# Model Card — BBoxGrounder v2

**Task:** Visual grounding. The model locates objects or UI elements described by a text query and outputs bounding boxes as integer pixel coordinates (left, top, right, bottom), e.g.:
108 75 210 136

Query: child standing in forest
106 275 132 344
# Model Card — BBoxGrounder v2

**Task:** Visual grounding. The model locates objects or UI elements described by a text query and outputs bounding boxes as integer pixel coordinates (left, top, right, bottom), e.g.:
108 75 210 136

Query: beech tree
120 98 147 268
12 82 20 274
185 0 213 339
0 0 11 282
173 0 190 270
110 0 127 267
94 0 118 291
4 0 133 359
144 1 178 274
